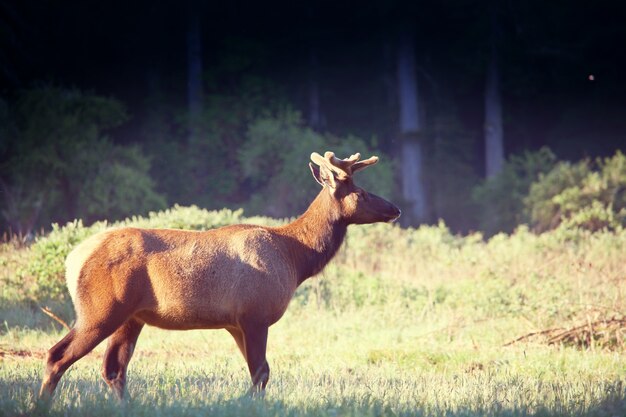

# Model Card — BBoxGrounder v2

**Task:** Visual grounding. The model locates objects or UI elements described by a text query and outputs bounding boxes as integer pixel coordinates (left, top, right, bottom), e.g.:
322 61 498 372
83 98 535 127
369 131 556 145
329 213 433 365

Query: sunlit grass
1 302 625 416
2 216 626 415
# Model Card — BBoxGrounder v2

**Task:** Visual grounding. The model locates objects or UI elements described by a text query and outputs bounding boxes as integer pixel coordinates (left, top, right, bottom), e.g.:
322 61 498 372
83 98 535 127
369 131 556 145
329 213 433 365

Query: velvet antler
310 151 378 178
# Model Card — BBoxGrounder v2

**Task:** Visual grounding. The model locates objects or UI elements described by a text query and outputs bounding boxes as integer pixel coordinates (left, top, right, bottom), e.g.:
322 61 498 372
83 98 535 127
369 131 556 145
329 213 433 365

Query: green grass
1 303 625 416
1 209 626 416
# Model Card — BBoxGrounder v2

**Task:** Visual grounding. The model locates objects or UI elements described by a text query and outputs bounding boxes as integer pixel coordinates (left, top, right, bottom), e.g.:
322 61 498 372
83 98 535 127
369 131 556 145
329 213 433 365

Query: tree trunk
397 32 427 225
187 1 203 141
308 47 322 130
484 9 504 178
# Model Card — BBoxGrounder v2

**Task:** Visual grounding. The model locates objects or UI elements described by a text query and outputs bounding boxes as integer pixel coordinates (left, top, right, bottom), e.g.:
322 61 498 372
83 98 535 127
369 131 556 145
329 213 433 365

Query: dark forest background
1 0 626 236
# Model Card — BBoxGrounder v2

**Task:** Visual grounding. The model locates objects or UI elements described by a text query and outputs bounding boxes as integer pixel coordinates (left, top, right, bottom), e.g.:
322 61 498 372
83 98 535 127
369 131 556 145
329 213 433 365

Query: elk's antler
310 151 378 178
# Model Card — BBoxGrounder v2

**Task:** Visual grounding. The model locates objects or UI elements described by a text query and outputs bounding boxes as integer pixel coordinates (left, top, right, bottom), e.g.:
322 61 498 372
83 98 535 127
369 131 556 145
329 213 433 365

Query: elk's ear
309 162 337 189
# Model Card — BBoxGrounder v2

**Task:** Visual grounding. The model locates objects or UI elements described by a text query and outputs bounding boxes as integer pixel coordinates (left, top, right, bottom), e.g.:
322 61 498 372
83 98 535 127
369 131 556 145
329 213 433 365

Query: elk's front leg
240 323 269 395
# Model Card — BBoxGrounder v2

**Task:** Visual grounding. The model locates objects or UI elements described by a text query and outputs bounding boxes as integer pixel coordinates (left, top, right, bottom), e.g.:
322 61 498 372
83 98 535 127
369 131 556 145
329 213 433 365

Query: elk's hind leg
39 324 119 400
101 318 144 401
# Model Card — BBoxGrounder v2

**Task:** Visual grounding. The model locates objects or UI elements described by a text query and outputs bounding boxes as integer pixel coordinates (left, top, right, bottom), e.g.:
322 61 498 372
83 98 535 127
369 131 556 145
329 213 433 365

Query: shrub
25 220 106 300
524 160 591 231
79 144 166 222
239 109 394 217
526 150 626 232
0 87 166 233
120 204 244 230
472 147 557 235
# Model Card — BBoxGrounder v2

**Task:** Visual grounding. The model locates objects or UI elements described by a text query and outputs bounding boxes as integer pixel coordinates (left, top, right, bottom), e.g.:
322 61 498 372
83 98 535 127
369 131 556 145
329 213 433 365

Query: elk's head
309 151 401 224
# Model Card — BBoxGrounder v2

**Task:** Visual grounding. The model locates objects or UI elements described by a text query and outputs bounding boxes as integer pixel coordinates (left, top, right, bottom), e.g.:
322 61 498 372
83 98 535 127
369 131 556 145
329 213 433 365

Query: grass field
1 306 624 417
1 213 625 416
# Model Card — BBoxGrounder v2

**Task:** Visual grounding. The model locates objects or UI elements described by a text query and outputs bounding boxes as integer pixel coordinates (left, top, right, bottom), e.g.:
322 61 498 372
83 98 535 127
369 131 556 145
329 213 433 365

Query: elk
39 151 400 401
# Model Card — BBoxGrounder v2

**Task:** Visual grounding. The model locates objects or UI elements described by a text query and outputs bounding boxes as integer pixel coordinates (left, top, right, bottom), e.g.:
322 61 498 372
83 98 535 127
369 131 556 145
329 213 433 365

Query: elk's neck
279 189 347 285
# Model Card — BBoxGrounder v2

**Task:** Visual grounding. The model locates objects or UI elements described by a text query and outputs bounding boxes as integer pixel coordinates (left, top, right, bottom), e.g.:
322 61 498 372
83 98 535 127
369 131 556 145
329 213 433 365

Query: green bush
145 67 286 211
526 150 626 232
0 87 166 233
80 144 166 222
524 160 591 231
239 109 394 217
25 220 105 300
121 204 244 230
472 147 556 235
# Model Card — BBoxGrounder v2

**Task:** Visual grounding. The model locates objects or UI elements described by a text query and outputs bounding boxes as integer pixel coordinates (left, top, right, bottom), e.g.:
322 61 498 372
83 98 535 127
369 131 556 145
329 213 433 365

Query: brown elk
39 151 400 401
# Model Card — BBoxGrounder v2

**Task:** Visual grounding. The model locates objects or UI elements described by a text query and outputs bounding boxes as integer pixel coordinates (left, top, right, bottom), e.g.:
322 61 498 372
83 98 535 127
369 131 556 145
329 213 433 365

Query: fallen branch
502 327 564 347
546 317 626 348
39 306 71 331
504 317 626 350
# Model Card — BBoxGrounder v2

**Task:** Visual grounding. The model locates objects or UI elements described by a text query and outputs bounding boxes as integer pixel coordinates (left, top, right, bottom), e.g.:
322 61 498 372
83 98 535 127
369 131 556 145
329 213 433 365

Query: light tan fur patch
65 230 111 306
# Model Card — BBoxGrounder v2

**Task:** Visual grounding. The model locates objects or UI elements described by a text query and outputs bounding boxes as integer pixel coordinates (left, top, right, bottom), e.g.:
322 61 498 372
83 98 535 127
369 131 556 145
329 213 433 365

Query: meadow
1 206 625 416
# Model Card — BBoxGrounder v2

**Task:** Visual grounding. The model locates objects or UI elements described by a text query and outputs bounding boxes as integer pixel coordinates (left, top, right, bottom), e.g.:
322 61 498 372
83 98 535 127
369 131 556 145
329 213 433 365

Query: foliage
146 53 288 211
149 105 393 220
526 150 626 232
80 145 165 222
472 147 557 235
125 204 245 230
426 114 480 232
239 109 394 217
0 87 166 234
0 240 32 301
23 220 106 300
144 53 394 221
524 159 591 231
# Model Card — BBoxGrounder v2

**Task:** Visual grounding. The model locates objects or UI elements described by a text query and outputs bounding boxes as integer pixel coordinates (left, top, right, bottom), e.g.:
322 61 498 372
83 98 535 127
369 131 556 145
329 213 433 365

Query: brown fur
39 152 400 401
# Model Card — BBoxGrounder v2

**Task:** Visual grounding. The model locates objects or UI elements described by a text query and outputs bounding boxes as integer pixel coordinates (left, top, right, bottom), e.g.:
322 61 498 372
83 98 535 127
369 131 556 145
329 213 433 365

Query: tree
484 3 504 178
187 0 203 141
307 46 323 131
396 30 428 225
